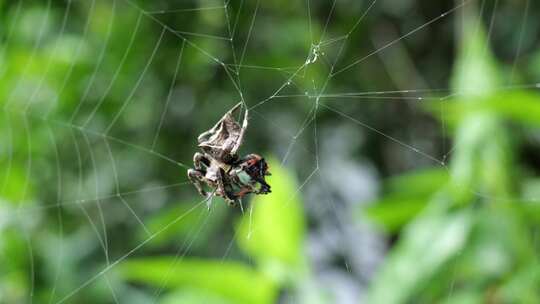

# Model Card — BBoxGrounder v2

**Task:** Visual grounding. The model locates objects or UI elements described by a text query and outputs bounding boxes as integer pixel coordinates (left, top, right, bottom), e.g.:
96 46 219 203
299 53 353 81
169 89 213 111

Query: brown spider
187 102 271 207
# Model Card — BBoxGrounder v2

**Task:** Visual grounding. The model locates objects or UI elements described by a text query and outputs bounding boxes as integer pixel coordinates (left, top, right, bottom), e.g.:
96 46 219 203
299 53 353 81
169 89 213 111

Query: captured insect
188 102 271 207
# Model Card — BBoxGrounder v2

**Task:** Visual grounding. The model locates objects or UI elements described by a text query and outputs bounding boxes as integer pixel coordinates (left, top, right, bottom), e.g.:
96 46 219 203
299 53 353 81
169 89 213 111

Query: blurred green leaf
363 197 427 233
429 12 540 132
367 207 472 304
523 178 540 198
446 14 517 202
497 263 540 304
451 17 501 98
119 257 276 304
237 158 306 282
385 168 449 198
517 201 540 225
428 92 540 128
449 114 514 201
363 169 448 232
440 291 483 304
0 164 33 204
160 289 233 304
141 201 226 248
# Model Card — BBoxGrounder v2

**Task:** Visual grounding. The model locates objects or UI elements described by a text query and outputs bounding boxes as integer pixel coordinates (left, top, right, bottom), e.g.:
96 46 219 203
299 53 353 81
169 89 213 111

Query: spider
187 102 271 207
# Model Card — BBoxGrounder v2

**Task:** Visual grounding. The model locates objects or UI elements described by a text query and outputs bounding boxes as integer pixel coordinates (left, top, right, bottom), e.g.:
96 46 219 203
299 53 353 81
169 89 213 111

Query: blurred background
1 0 540 303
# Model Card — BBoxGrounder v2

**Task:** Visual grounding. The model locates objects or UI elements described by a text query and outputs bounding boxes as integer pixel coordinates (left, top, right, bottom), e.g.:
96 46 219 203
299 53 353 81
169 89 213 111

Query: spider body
188 103 271 206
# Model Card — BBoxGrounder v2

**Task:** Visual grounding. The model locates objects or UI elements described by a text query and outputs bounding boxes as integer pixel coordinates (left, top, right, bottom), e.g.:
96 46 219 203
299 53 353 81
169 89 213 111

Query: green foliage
120 160 308 304
237 158 306 282
2 1 540 303
120 258 276 304
384 168 450 198
366 12 540 304
160 289 234 304
363 169 449 232
368 207 472 303
451 17 502 98
436 92 540 128
141 202 227 248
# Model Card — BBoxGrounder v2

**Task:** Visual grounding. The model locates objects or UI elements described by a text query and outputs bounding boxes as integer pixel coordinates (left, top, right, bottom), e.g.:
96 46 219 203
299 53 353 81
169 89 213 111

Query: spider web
0 0 537 303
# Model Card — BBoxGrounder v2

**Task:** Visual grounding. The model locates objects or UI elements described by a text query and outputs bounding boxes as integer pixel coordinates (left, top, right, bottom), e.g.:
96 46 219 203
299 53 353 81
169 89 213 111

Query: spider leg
201 144 223 150
193 152 210 171
216 169 237 207
187 169 208 197
255 177 271 194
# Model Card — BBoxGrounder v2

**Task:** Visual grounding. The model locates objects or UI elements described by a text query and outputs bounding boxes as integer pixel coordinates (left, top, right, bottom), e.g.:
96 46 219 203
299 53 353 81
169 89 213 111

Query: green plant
363 13 540 304
119 159 314 304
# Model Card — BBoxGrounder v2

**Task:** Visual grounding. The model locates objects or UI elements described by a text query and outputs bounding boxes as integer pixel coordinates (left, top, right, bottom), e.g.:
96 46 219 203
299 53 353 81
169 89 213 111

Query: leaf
140 201 227 248
427 92 540 128
363 197 428 233
119 258 276 304
385 168 449 198
362 169 449 233
450 114 514 201
440 291 483 304
367 208 472 304
160 289 234 304
497 263 540 303
451 17 501 98
446 18 516 200
517 201 540 225
472 92 540 126
237 158 306 281
0 164 33 204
